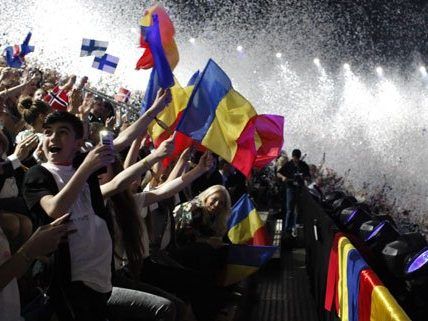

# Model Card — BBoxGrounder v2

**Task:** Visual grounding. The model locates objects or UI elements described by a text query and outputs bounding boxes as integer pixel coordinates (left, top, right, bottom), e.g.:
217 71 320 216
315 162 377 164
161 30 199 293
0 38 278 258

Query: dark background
165 0 428 73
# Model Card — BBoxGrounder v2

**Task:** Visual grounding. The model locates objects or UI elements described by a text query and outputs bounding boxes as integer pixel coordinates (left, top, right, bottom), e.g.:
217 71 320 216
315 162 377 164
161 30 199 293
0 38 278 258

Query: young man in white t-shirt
23 89 173 321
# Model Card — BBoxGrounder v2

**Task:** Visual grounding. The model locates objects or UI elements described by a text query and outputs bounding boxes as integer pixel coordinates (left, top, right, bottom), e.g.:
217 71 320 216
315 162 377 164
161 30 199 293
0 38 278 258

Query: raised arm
113 89 171 152
143 151 213 205
123 135 144 169
0 214 70 289
101 136 174 198
0 72 36 99
165 146 192 182
40 145 114 218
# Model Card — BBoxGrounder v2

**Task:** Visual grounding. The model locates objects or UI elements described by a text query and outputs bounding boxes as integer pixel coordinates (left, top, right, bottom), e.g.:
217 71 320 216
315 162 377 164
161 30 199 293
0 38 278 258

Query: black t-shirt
278 160 310 187
22 163 113 289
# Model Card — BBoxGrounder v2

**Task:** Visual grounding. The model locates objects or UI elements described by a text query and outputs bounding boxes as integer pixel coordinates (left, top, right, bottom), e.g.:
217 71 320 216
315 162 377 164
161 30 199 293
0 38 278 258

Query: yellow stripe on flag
220 264 259 287
148 83 192 140
370 286 411 321
337 237 352 318
228 209 265 244
340 243 355 321
201 89 257 162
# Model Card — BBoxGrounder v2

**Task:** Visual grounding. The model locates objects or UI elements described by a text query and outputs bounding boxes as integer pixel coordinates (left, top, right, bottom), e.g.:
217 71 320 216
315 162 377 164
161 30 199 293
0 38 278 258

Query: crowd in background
0 58 331 321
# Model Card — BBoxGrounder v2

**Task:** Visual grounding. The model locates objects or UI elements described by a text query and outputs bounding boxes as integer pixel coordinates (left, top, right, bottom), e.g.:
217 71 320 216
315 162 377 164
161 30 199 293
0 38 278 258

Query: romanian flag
325 234 411 321
141 69 194 164
227 193 270 246
176 59 283 176
137 4 179 71
218 244 277 287
139 13 174 88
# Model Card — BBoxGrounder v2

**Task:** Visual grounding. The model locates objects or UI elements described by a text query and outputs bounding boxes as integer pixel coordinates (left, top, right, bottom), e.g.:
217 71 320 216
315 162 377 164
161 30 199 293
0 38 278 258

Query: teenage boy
23 90 172 320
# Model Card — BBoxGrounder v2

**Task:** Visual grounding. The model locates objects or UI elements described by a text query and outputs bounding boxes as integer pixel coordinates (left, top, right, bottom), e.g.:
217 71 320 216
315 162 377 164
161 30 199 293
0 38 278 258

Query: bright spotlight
343 63 350 71
189 37 196 44
236 45 243 52
276 52 282 59
376 66 383 76
313 58 320 66
419 66 427 77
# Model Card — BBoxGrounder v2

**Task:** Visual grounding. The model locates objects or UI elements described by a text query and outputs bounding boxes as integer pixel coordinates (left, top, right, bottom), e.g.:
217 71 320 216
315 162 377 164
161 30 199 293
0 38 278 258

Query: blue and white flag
92 53 119 74
80 38 108 57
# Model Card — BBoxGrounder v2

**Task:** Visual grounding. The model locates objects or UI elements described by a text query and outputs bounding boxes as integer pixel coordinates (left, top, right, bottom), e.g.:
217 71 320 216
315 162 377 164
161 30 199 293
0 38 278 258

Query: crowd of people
0 60 322 321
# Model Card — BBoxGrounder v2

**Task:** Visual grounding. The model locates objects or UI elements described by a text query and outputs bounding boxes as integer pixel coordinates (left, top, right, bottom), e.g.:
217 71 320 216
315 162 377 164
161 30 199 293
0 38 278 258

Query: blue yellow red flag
227 194 270 246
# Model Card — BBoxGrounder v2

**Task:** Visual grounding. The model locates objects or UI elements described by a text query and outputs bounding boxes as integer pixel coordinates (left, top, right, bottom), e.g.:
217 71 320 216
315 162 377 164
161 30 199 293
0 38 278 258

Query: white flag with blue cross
92 53 119 74
80 38 109 57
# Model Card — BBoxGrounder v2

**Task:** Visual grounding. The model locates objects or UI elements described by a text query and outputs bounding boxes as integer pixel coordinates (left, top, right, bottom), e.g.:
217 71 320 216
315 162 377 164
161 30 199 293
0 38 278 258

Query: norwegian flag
114 87 131 103
43 86 69 111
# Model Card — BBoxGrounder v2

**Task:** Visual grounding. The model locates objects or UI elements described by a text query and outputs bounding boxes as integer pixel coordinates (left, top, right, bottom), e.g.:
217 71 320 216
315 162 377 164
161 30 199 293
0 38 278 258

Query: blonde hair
196 185 231 237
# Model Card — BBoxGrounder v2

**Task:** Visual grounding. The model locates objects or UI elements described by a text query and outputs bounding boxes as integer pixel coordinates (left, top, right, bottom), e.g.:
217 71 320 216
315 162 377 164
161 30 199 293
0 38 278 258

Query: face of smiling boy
43 122 82 164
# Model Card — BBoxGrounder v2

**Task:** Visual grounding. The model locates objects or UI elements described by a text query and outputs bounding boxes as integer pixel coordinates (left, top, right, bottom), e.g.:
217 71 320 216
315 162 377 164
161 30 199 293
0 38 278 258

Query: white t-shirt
42 163 112 293
0 227 24 321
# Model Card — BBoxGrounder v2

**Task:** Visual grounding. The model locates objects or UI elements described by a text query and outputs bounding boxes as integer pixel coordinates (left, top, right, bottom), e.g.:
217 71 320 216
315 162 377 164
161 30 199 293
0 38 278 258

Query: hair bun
19 97 34 110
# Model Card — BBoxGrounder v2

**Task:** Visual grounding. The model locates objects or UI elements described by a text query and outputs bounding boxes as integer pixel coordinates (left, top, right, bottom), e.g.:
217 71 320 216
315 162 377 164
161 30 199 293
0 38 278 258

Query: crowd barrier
298 190 413 321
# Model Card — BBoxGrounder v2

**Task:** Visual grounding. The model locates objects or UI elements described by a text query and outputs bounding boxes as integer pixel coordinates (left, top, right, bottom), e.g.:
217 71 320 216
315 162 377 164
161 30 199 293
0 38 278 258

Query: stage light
382 233 427 277
322 191 346 212
313 58 320 66
236 45 243 52
343 63 350 71
339 205 372 233
276 52 282 58
331 196 358 218
405 247 428 277
359 217 389 241
189 37 196 44
376 66 383 77
363 220 400 253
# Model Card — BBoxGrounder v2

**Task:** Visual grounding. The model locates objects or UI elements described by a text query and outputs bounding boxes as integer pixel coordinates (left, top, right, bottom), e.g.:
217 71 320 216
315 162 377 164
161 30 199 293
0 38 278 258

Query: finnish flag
92 54 119 74
80 38 108 57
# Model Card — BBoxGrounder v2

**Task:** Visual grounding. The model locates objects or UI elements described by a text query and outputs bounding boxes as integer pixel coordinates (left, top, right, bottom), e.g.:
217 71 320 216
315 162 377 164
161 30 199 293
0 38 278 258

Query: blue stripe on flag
226 244 277 267
141 68 160 113
227 193 255 230
176 59 232 142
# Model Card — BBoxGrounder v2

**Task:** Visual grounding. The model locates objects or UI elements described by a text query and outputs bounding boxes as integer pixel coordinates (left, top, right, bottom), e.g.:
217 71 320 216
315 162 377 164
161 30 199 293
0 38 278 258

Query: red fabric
358 269 382 321
231 115 258 177
231 114 284 177
250 225 271 246
137 5 177 70
43 86 69 111
136 44 153 69
324 232 345 313
253 114 284 169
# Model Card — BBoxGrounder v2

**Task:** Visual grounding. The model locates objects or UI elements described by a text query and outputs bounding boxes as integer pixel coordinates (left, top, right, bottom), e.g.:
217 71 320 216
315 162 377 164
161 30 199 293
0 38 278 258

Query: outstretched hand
153 134 175 159
195 151 213 173
148 88 172 116
81 144 115 173
20 213 75 259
